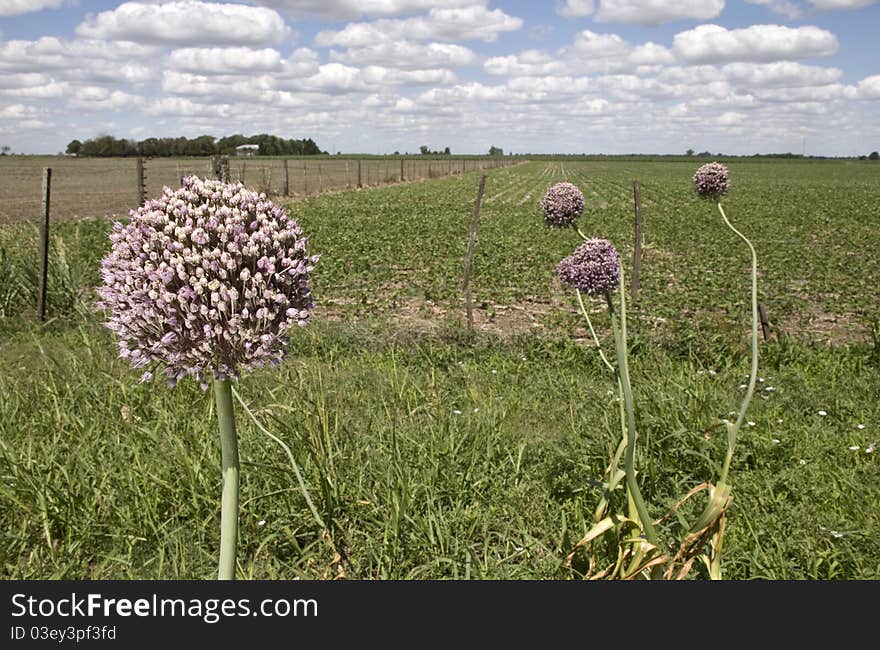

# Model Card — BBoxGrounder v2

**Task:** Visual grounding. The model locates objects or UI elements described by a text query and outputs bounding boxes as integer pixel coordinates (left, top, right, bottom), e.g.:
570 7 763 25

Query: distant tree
488 146 503 156
65 140 82 155
419 145 429 155
686 148 694 156
869 151 879 160
443 146 450 155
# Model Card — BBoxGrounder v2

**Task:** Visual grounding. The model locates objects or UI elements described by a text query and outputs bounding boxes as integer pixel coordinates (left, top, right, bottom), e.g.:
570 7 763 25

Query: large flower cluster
693 162 730 200
541 181 585 228
97 176 318 387
556 238 620 296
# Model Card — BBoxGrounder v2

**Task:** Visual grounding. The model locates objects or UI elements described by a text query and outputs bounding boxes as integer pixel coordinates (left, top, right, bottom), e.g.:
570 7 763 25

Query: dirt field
0 155 506 224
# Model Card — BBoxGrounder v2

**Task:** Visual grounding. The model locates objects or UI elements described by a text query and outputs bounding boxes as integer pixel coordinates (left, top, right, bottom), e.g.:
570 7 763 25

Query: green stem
604 271 658 548
214 378 239 581
576 288 626 521
576 289 615 374
717 202 759 487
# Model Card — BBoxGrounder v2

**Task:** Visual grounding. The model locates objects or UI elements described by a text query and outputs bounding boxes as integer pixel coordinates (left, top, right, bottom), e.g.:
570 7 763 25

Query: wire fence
0 155 517 224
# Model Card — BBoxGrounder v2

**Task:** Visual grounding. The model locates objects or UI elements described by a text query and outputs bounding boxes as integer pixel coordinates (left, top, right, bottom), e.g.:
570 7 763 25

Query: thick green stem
604 272 658 548
717 202 759 487
214 378 239 581
576 289 627 521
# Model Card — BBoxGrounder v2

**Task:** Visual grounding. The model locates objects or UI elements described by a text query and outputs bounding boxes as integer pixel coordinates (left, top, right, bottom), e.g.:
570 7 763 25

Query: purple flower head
556 238 620 296
541 182 585 228
97 176 319 388
693 162 730 200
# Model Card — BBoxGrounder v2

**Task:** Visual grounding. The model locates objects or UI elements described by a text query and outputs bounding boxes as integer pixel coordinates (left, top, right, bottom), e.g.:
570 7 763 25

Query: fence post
136 157 146 206
462 175 487 332
282 159 290 195
400 158 405 182
37 167 52 323
758 302 771 341
357 160 362 188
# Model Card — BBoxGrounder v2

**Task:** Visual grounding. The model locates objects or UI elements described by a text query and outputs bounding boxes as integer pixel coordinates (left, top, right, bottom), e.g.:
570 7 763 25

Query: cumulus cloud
0 72 50 89
748 0 876 17
854 75 880 99
722 61 842 87
809 0 876 9
329 41 477 70
245 0 479 20
76 1 290 46
313 6 523 46
484 50 567 77
673 24 839 63
556 0 595 17
595 0 725 25
0 0 66 16
167 47 283 75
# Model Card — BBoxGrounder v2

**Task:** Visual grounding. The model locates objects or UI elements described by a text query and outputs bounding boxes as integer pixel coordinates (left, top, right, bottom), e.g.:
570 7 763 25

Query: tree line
65 134 325 157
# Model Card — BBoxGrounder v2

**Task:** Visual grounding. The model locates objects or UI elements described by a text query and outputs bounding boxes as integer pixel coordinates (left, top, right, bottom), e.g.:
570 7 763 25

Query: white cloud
854 75 880 99
68 87 140 111
167 47 283 75
748 0 877 16
556 0 595 17
245 0 479 20
314 6 523 46
0 103 41 118
145 97 233 118
2 80 69 98
0 0 66 16
568 30 631 59
76 1 290 46
0 72 50 89
595 0 725 25
722 62 842 87
329 41 477 70
484 50 567 77
673 24 839 63
361 66 457 86
746 0 805 19
298 63 367 94
809 0 876 9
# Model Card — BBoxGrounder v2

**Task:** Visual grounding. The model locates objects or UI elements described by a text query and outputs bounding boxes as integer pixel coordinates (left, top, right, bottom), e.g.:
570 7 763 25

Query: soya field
1 158 878 580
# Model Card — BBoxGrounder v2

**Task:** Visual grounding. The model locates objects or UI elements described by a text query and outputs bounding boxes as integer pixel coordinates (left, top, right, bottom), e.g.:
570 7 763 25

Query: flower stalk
214 377 239 580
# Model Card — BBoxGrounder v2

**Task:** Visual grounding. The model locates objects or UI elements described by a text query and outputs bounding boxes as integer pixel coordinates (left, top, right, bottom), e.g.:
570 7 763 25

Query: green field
1 159 878 579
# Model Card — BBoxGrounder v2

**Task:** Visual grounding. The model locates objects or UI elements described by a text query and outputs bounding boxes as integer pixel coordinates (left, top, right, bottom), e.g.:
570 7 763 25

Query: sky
0 0 878 156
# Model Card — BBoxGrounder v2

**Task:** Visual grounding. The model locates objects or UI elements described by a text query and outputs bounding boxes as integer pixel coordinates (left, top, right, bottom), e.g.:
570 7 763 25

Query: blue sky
1 1 878 156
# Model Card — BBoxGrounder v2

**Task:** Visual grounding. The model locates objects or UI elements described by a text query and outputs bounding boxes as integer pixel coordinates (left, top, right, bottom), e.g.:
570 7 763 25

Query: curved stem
214 378 239 581
604 271 658 547
575 226 590 241
717 202 759 486
576 289 615 374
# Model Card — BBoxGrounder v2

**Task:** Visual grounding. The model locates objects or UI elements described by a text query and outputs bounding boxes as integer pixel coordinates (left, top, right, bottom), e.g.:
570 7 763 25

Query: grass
1 159 878 579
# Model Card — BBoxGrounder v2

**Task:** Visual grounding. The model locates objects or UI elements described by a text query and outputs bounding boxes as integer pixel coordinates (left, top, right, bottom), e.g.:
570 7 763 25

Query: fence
0 156 517 224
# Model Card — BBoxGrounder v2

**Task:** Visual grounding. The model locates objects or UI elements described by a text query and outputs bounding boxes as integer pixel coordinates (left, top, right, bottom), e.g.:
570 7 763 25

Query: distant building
235 144 260 156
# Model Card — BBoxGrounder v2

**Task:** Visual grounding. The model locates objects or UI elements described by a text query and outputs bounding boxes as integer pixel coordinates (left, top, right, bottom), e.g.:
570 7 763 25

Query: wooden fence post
758 302 771 341
400 158 405 182
630 180 644 304
37 167 52 322
282 159 289 195
462 175 487 332
136 157 146 206
220 156 230 183
357 160 362 188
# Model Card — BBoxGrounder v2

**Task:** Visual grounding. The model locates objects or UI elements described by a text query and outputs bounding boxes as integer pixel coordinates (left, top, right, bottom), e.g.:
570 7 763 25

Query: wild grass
1 159 878 579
